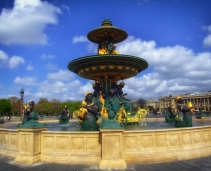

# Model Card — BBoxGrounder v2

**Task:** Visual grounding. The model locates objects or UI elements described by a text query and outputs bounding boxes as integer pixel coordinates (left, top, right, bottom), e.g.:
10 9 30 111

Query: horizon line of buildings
146 90 211 113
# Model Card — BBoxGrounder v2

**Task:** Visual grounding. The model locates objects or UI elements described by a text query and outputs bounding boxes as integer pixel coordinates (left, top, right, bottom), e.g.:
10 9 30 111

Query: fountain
68 18 148 127
1 19 211 169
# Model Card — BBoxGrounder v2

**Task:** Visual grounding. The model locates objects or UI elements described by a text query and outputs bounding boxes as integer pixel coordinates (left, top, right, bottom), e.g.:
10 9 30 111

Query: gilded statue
59 105 69 125
78 92 99 131
22 100 34 124
98 41 119 55
174 96 194 127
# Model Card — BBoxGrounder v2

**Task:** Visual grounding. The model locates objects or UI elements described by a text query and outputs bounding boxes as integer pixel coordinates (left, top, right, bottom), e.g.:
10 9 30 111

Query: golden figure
99 91 108 118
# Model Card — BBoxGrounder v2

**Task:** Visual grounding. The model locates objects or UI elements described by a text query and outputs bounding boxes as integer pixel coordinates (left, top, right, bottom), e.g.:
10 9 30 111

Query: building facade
146 98 159 113
159 93 211 113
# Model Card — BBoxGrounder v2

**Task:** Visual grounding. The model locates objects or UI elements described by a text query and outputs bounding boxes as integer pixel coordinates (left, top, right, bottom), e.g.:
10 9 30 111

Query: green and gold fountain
68 19 148 126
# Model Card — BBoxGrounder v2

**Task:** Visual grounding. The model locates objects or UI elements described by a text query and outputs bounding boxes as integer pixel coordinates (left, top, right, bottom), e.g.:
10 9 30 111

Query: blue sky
0 0 211 103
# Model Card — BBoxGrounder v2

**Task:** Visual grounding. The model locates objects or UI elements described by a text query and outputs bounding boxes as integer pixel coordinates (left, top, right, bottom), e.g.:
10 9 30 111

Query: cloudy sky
0 0 211 103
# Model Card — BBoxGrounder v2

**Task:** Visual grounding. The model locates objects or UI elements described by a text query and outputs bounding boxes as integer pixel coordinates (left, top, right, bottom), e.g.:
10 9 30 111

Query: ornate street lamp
20 89 24 121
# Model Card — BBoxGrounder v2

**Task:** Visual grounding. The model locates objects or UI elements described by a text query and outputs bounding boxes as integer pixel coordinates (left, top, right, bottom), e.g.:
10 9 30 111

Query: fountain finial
102 18 112 26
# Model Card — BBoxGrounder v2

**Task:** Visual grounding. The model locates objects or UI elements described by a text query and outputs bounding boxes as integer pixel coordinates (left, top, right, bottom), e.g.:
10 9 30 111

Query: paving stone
1 155 211 171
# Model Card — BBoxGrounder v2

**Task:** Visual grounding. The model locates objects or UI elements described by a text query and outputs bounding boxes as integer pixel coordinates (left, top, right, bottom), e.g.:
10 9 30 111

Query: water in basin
3 118 211 131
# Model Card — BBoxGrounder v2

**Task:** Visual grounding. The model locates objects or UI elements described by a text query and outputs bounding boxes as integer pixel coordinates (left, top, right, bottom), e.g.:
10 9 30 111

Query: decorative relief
193 131 201 143
104 135 120 157
56 137 69 151
124 136 138 150
9 133 18 147
86 137 100 151
125 66 130 71
181 132 191 145
109 65 114 70
117 66 123 70
2 133 8 145
43 136 54 150
85 67 90 72
155 134 167 148
71 137 84 151
20 134 30 153
100 66 106 70
34 134 40 153
202 130 210 143
139 135 153 148
169 133 180 146
91 66 97 71
0 133 2 144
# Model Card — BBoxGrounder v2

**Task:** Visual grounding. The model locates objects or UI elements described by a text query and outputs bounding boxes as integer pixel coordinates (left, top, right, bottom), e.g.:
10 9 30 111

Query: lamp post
20 89 24 121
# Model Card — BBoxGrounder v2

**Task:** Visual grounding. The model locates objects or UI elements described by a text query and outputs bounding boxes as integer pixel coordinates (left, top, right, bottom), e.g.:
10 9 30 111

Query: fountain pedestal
15 128 47 164
99 129 126 169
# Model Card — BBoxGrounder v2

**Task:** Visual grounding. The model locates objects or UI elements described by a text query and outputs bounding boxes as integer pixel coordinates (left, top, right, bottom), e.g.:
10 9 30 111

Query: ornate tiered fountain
68 19 148 126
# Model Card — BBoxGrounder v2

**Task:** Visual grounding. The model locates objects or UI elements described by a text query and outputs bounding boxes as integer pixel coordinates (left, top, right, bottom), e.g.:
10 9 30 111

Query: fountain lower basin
1 117 211 168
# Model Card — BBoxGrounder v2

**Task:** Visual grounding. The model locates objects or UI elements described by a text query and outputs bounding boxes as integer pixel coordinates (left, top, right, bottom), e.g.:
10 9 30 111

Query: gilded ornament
91 66 97 71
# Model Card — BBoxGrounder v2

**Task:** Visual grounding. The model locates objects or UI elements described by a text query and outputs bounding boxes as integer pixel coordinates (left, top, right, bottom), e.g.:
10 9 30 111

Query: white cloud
32 79 91 101
0 50 9 67
46 69 75 81
203 35 211 47
14 76 36 85
72 36 88 44
26 64 34 70
115 36 211 99
61 4 70 12
203 25 211 47
41 54 55 59
9 56 25 68
0 0 62 45
45 62 58 70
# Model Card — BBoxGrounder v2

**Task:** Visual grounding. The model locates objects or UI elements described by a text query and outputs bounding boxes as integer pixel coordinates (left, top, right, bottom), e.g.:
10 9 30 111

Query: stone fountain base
1 119 211 169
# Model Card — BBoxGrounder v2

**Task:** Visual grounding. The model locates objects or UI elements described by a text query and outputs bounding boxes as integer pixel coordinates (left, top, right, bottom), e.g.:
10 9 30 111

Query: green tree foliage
50 99 61 114
9 96 21 116
0 99 11 116
34 98 50 115
33 98 82 116
60 101 82 114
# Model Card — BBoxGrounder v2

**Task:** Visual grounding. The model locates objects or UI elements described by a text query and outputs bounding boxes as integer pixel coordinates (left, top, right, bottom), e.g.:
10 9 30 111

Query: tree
137 98 147 109
50 99 61 115
60 101 81 114
131 101 139 112
34 98 50 115
0 99 11 116
9 96 21 116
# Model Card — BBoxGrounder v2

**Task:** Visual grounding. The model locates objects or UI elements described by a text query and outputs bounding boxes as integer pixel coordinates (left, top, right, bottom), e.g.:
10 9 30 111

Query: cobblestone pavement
1 155 211 171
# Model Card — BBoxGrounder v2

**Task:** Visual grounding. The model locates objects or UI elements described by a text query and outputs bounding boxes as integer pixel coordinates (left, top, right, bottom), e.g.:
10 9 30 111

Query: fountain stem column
101 79 112 96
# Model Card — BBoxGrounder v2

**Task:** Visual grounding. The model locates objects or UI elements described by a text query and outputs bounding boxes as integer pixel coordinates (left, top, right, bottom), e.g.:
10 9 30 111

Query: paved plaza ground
1 155 211 171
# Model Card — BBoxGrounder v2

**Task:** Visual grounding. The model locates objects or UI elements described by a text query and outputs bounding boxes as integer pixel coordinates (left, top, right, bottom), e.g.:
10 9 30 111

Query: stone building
146 98 159 113
159 91 211 113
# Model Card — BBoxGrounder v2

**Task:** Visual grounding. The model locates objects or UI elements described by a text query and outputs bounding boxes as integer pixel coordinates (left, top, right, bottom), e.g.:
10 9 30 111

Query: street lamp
20 89 24 121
